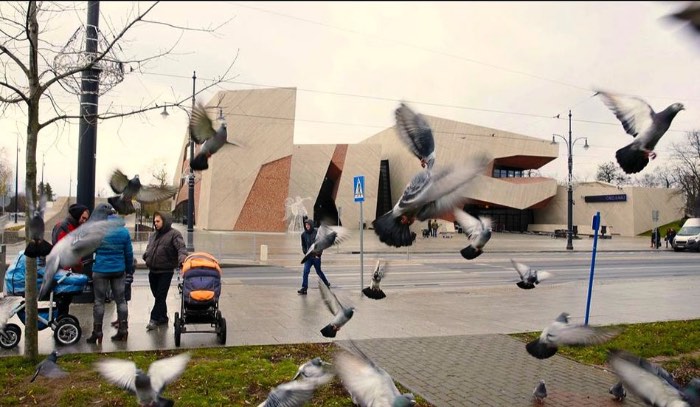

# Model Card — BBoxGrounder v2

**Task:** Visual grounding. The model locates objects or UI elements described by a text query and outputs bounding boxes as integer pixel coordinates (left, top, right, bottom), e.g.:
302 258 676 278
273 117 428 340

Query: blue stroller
1 252 87 349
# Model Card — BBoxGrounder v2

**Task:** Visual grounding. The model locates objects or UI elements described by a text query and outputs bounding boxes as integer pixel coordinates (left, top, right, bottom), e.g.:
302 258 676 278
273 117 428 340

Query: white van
672 218 700 252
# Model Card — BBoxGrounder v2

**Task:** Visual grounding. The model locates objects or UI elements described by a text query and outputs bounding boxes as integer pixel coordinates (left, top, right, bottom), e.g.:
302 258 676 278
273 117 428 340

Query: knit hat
68 203 89 221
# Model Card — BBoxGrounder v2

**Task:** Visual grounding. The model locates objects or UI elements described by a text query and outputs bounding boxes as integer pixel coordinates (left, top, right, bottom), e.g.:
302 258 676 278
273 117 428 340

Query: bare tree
632 173 661 188
668 131 700 216
0 1 236 359
595 161 629 185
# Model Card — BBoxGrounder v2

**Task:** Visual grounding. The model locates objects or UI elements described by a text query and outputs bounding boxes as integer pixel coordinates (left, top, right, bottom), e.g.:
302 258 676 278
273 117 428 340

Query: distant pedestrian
431 219 438 237
297 219 331 295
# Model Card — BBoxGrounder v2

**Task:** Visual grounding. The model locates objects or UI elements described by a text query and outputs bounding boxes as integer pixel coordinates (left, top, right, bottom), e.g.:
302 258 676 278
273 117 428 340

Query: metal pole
186 71 196 252
584 211 601 325
14 134 18 223
566 109 574 251
40 153 44 194
76 0 100 212
360 201 364 292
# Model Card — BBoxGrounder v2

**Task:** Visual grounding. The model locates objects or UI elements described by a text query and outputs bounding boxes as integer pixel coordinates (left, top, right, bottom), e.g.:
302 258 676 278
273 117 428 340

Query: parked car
672 218 700 252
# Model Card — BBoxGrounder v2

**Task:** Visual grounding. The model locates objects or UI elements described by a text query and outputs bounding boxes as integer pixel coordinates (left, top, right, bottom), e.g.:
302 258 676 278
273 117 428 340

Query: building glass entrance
462 205 533 233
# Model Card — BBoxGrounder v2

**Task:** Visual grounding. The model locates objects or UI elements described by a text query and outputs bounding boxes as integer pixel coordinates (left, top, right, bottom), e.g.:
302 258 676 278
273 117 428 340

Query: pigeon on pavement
24 193 53 258
510 259 553 290
95 352 191 407
108 169 178 215
533 380 547 403
258 373 333 407
30 350 68 382
609 380 626 402
300 223 351 264
373 156 489 248
395 102 436 170
40 218 122 299
526 312 621 359
189 102 242 171
453 208 492 260
362 260 387 300
318 279 355 338
595 90 684 174
292 357 332 380
334 340 416 407
608 349 700 407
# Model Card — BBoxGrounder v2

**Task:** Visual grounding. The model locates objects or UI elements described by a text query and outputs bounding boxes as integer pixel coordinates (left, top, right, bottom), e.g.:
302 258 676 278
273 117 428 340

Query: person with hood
85 203 134 343
142 211 188 330
50 202 90 317
298 219 332 295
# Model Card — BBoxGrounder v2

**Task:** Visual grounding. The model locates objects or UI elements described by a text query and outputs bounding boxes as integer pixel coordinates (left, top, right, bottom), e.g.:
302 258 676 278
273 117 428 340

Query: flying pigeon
24 193 53 258
453 208 492 260
300 223 351 264
189 101 242 171
595 90 684 174
258 373 333 407
318 279 355 338
95 352 191 407
0 294 21 333
533 380 547 403
334 341 416 407
292 357 332 380
108 169 178 215
510 259 553 290
609 380 626 402
372 156 489 248
607 349 700 407
30 350 68 382
394 102 436 169
666 1 700 35
39 218 122 299
525 312 620 359
362 260 387 300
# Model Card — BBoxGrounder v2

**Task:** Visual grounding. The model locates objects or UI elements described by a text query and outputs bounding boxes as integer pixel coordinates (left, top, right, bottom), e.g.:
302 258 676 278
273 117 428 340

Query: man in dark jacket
142 211 188 330
298 219 331 295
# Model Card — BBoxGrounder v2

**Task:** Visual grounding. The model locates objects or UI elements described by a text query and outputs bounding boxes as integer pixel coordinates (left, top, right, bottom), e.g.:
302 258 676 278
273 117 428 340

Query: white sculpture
284 196 311 232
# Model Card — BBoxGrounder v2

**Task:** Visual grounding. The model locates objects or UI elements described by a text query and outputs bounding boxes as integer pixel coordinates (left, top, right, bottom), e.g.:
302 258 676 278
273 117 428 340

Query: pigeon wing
0 295 21 329
324 225 351 247
595 90 655 138
416 160 489 220
109 169 130 194
334 350 398 406
608 350 685 406
395 103 435 163
266 374 333 407
396 170 432 212
318 279 341 316
95 358 138 393
148 353 191 393
135 184 178 203
41 360 69 379
552 324 620 346
189 102 216 144
454 208 483 238
510 259 530 281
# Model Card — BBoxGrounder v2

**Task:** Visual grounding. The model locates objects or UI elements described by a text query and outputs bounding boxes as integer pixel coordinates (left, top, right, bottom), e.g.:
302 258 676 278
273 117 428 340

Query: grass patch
639 218 686 237
510 319 700 385
0 343 434 407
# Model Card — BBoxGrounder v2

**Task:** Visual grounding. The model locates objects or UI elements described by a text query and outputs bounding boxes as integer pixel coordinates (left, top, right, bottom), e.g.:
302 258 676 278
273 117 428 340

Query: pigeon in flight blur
300 223 351 264
533 380 547 403
666 1 700 35
609 380 626 402
0 294 21 332
318 279 355 338
40 218 122 299
362 260 387 300
608 349 700 407
108 169 178 215
373 156 489 248
258 373 333 407
526 312 620 359
292 357 332 380
30 350 68 382
595 90 684 174
335 340 416 407
453 208 492 260
510 259 552 290
189 102 242 171
95 352 191 407
395 102 436 170
24 193 52 258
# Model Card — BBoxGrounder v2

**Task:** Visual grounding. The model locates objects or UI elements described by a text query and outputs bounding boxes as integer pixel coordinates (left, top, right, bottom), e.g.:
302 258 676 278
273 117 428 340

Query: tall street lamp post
14 133 20 223
552 110 589 250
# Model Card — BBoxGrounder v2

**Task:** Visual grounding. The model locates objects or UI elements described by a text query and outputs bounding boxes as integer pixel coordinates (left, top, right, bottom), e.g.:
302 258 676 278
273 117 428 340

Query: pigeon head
395 393 416 406
344 308 355 318
672 103 685 112
48 351 59 362
555 312 570 323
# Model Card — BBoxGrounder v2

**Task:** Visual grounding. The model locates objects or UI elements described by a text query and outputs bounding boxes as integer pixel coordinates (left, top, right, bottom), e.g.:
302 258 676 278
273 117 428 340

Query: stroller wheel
217 318 227 345
54 318 81 346
0 323 22 349
174 312 181 347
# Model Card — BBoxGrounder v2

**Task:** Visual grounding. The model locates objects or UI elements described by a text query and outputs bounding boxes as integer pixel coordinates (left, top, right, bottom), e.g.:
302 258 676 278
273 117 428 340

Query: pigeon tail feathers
372 211 415 248
24 240 53 258
526 339 559 359
460 245 483 260
516 281 536 290
616 144 649 174
320 324 337 338
108 196 135 215
362 287 386 300
190 153 209 171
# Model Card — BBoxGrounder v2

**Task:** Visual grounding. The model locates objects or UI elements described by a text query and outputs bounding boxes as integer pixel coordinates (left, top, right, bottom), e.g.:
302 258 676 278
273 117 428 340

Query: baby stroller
174 252 226 347
1 252 86 349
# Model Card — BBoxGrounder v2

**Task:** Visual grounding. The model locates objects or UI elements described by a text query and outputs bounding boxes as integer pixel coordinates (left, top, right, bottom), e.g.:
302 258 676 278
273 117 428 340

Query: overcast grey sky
1 1 699 198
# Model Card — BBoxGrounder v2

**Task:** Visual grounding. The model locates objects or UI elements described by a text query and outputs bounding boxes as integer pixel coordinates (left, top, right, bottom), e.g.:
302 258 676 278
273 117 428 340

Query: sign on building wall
584 194 627 203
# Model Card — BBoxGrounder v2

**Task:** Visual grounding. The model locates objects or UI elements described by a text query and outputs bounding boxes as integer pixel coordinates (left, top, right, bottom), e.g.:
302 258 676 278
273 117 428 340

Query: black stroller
174 252 226 347
1 252 85 349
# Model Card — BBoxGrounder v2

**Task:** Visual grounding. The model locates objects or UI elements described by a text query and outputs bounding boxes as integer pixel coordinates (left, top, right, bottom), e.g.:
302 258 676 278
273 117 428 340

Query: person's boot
86 324 103 344
111 320 128 341
297 288 307 295
110 319 119 328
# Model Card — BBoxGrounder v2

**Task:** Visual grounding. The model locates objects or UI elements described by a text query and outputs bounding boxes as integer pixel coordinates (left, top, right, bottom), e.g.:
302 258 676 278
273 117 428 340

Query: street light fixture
551 110 589 250
160 105 169 119
216 107 226 126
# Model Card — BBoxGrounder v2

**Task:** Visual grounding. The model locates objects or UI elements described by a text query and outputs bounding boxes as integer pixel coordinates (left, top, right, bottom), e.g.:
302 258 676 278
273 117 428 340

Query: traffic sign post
354 176 365 293
584 211 601 325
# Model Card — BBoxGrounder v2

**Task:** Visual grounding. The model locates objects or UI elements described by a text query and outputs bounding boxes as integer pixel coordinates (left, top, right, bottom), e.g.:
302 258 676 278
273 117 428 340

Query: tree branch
0 44 30 77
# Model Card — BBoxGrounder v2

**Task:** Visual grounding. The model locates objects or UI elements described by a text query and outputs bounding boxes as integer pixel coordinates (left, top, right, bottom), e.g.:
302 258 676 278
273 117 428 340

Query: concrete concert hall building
172 87 684 237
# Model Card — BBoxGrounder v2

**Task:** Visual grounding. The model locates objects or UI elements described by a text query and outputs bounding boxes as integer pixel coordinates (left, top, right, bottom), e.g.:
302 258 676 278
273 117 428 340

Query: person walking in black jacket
298 219 331 295
142 211 188 330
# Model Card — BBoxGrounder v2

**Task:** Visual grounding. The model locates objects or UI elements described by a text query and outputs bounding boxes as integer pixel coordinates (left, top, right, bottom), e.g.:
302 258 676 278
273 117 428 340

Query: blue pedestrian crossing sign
354 176 365 202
